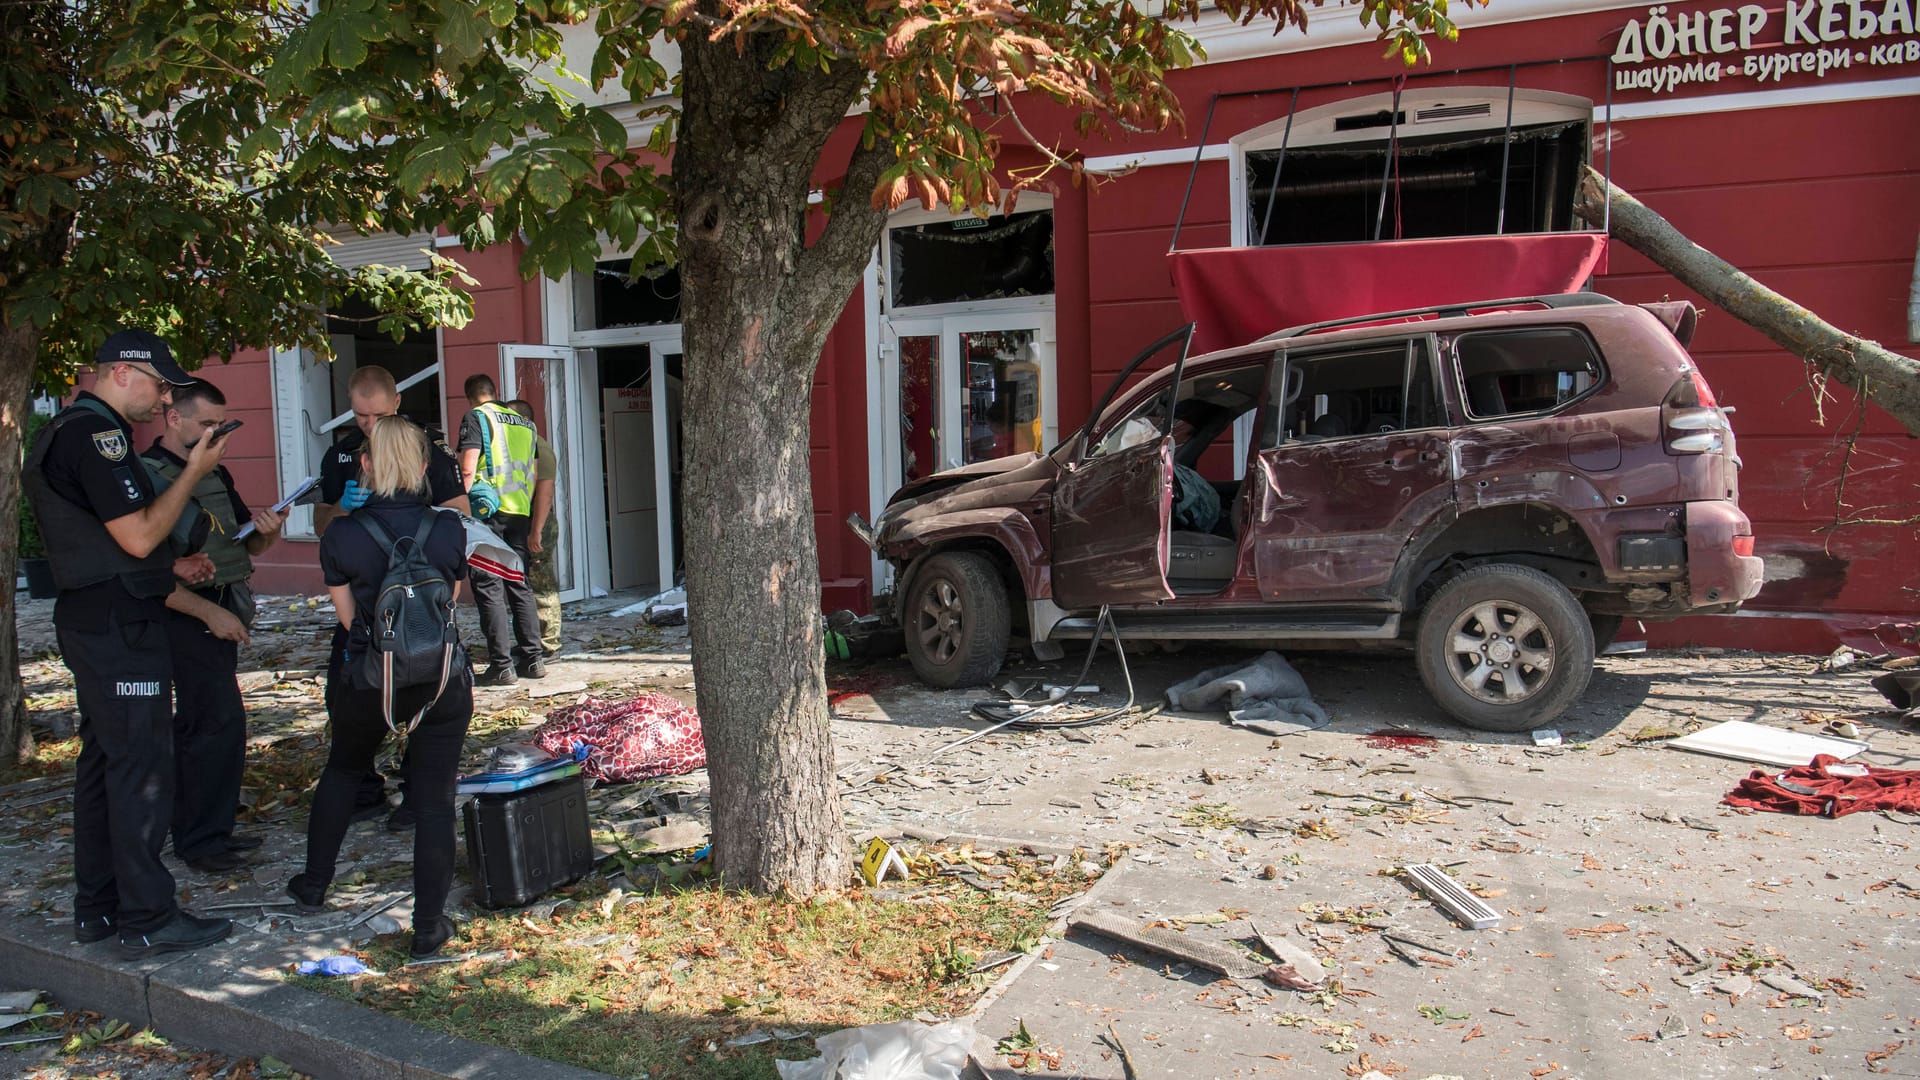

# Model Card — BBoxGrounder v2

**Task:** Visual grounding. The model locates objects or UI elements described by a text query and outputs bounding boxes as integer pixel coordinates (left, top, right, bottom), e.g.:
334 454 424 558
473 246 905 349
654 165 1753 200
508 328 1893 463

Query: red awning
1168 233 1611 354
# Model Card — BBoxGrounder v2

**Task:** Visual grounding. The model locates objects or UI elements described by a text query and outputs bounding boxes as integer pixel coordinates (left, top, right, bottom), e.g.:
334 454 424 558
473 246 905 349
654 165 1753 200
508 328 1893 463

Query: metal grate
1403 863 1504 929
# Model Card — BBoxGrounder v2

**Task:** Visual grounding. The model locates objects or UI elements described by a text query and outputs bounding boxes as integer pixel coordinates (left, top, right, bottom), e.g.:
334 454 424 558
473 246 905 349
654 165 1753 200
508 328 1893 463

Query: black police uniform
23 392 183 935
142 441 255 864
317 425 465 813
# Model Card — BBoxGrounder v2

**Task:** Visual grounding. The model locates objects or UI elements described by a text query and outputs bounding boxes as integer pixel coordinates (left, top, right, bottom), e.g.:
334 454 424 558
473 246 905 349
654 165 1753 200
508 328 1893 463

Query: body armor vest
23 401 177 599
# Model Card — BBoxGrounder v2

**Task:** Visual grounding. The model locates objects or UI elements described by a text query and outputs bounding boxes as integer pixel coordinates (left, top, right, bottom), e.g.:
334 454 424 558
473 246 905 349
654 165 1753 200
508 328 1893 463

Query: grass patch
299 846 1094 1079
467 705 539 745
0 734 81 786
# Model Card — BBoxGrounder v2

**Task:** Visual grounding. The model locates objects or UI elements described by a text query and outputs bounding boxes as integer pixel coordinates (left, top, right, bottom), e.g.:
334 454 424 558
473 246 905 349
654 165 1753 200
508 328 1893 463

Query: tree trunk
671 28 893 894
1574 165 1920 435
0 322 42 767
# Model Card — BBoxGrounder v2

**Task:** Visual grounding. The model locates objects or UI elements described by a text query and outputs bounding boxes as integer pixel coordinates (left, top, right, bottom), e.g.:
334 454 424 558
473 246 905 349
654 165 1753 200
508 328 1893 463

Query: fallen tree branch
1574 165 1920 437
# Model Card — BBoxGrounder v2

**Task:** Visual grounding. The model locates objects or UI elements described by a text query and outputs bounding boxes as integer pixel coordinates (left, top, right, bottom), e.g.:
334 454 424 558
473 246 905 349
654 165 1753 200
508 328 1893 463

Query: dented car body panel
1052 438 1176 609
864 295 1763 647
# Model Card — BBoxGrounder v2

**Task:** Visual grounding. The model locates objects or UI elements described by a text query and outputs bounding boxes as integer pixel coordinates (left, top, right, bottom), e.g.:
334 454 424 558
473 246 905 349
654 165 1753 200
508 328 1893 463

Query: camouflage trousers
529 514 562 655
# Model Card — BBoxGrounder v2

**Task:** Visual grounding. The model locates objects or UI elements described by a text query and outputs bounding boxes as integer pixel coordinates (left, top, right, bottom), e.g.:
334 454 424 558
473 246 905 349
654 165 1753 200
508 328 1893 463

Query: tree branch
1574 164 1920 436
789 132 893 308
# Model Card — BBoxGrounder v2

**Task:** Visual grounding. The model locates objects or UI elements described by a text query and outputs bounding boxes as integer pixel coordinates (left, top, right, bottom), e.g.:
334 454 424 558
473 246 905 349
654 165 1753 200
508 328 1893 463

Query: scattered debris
1250 920 1328 990
1531 728 1563 747
1759 971 1824 999
1713 973 1755 999
1101 1021 1143 1080
1667 719 1867 768
725 1027 810 1048
1070 909 1265 979
1401 864 1503 930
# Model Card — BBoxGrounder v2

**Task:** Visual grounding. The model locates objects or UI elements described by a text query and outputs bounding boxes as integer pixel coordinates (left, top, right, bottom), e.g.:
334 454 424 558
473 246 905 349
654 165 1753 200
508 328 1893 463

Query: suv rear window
1454 328 1603 419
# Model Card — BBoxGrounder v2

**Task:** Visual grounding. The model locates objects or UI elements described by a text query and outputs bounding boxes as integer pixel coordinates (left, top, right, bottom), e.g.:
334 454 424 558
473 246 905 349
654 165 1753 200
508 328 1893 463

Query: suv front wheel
1416 564 1595 732
901 551 1012 689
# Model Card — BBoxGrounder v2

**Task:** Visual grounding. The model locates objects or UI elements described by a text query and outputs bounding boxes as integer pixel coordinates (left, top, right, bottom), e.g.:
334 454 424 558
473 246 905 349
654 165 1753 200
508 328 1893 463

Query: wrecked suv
851 294 1762 732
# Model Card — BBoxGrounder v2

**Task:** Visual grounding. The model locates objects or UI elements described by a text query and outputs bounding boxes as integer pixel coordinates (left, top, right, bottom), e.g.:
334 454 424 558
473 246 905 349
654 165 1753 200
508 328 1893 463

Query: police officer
313 365 467 831
457 374 543 685
142 379 284 874
24 329 235 959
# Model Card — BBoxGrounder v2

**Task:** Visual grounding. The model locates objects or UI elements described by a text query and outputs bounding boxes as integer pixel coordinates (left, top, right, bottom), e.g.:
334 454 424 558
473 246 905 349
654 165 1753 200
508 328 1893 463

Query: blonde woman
290 416 473 958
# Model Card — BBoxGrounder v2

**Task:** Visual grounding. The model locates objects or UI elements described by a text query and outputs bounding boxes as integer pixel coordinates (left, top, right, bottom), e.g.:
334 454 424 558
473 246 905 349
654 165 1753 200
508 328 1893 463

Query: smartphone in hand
209 418 244 440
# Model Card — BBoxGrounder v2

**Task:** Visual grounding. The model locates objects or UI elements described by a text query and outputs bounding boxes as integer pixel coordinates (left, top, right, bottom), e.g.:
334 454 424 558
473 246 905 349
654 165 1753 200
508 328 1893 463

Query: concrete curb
0 915 614 1080
960 859 1136 1080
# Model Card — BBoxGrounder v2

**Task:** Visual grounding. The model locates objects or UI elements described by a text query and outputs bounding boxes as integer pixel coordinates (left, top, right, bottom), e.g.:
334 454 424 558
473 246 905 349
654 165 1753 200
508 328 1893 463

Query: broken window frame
1271 334 1445 445
1228 86 1595 249
1450 325 1609 423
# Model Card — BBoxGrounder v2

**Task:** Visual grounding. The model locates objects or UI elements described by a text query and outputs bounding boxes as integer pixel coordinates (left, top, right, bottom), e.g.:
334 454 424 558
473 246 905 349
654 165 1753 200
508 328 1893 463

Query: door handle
1388 448 1442 466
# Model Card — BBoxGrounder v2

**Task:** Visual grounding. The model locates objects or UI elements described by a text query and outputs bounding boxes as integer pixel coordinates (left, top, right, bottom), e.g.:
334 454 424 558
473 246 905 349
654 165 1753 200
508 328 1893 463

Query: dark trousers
471 513 541 668
166 609 245 860
304 678 472 928
58 611 179 934
328 633 407 811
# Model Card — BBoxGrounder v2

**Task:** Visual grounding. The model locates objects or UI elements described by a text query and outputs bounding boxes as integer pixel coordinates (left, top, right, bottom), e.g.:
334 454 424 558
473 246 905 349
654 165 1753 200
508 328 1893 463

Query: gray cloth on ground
1165 651 1330 735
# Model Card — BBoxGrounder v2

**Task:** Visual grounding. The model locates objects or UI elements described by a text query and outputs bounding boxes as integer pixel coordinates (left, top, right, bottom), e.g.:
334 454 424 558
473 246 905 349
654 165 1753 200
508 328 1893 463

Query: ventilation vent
1415 102 1494 123
1333 109 1406 131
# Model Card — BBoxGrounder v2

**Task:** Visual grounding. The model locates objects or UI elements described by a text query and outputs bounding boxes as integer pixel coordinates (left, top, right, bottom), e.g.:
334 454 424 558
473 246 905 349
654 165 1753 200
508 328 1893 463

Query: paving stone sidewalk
8 587 1920 1079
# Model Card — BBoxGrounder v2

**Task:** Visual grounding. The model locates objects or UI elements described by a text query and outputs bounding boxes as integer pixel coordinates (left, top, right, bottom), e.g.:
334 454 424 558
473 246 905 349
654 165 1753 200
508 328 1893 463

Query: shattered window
888 211 1054 309
1454 328 1603 419
1247 121 1586 245
1279 340 1440 441
578 260 681 330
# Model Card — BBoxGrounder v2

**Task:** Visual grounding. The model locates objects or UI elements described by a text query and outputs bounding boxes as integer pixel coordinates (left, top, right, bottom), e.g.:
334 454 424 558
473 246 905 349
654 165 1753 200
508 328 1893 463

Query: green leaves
396 137 472 196
435 0 495 67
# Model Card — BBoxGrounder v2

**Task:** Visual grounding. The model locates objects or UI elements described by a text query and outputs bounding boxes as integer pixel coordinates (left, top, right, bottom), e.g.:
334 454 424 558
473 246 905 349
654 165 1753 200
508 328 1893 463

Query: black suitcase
462 774 594 909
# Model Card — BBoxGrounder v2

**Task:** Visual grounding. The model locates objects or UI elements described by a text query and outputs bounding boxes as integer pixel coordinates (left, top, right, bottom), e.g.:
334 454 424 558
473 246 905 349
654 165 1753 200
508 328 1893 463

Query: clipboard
235 475 319 540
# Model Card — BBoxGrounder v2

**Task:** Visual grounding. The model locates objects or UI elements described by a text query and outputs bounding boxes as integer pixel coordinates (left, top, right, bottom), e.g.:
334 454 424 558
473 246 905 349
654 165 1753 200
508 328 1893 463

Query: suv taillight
1662 370 1726 454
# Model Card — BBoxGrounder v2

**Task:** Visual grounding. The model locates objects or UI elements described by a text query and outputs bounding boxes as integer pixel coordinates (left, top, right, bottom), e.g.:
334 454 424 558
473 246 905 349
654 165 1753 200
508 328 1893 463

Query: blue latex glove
296 956 369 976
339 479 371 511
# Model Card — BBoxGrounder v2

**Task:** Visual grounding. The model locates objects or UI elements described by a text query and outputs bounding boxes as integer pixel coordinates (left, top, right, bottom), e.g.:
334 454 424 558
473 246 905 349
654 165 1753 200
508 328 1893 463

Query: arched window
1234 88 1592 246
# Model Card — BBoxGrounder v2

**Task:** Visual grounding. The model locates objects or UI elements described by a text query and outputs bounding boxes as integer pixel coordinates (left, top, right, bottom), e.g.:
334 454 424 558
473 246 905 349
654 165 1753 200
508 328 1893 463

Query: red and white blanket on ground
531 694 706 783
1725 754 1920 818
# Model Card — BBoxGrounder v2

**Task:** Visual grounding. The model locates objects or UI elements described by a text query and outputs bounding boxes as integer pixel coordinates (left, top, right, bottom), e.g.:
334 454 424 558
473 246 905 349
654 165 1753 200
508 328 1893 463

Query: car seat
1307 413 1349 438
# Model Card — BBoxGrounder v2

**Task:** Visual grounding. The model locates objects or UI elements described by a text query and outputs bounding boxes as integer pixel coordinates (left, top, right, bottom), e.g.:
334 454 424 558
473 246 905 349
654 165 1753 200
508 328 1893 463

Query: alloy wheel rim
1444 599 1555 705
916 578 964 664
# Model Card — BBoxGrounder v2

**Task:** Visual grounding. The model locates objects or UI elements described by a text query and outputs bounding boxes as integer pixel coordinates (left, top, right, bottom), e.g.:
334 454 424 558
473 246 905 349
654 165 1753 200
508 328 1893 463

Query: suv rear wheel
902 551 1011 689
1416 564 1595 732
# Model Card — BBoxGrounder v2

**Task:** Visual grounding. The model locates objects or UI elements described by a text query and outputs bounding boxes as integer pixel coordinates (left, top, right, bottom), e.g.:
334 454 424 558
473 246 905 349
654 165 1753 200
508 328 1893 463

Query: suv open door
1051 325 1194 610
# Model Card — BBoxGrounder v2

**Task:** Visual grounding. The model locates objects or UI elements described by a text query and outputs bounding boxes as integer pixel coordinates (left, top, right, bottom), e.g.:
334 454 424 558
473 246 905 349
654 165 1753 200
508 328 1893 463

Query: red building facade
201 0 1917 653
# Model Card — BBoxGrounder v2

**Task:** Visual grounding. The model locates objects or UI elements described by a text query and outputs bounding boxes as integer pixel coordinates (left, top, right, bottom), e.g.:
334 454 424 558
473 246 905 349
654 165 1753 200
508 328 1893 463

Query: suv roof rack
1260 293 1620 342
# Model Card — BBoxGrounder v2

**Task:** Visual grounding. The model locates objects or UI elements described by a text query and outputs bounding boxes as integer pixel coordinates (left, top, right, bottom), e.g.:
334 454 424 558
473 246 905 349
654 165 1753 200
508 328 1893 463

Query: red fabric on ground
532 693 707 783
1168 234 1611 354
1724 753 1920 818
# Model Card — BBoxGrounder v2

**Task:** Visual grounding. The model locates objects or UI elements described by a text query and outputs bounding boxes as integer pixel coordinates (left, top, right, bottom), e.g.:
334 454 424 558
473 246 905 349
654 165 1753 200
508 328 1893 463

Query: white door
647 337 682 595
499 344 588 602
876 312 1056 500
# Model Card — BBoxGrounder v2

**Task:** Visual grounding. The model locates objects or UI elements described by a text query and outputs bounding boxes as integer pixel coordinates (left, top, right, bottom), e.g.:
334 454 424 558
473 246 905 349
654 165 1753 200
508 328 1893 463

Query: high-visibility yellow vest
475 401 539 517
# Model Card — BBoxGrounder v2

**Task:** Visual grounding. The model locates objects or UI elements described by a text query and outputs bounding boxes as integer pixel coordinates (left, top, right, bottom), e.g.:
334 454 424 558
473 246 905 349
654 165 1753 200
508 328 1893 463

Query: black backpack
356 512 461 734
